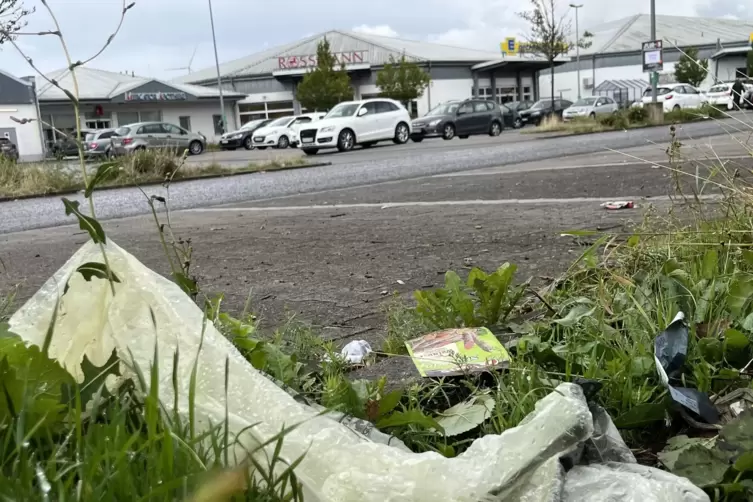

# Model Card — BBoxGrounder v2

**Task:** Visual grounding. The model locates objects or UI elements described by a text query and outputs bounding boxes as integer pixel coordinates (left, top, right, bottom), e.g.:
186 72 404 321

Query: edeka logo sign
277 51 367 69
124 91 188 101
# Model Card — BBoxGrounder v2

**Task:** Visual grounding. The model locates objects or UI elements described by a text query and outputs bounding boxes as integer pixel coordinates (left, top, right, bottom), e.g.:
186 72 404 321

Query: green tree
376 54 431 111
747 50 753 79
674 47 708 87
295 37 353 112
518 0 575 113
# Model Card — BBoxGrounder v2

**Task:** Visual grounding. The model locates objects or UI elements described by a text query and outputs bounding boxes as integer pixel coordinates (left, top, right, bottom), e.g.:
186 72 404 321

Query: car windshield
643 87 672 97
573 97 598 106
241 120 265 130
530 100 553 110
85 133 96 142
709 85 730 93
267 117 294 127
325 103 360 118
426 102 460 116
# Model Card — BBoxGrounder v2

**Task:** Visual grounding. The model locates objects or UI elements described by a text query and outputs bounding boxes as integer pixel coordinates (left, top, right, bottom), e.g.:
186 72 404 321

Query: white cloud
352 24 400 37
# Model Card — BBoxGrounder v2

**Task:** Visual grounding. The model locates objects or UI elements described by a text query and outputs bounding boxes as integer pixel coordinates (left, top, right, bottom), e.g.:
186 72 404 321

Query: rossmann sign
277 51 368 69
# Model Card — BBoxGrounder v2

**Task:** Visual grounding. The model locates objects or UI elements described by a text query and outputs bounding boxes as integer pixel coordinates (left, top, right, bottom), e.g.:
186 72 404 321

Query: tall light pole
208 0 226 134
570 4 583 99
650 0 657 103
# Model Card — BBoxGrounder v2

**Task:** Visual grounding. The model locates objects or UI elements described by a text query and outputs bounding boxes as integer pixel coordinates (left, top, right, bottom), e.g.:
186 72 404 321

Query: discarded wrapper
601 201 635 210
654 312 720 424
340 340 373 364
405 327 510 377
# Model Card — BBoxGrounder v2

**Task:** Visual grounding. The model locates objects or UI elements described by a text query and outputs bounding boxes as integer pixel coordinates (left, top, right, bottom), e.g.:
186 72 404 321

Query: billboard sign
642 40 663 73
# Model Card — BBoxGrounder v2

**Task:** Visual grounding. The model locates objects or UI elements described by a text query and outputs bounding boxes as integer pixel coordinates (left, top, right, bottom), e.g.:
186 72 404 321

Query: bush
120 149 180 178
598 110 629 129
627 106 648 123
664 105 720 123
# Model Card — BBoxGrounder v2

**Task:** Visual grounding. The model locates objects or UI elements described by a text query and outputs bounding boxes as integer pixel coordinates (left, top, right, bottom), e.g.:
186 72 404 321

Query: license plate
221 140 228 144
302 138 314 143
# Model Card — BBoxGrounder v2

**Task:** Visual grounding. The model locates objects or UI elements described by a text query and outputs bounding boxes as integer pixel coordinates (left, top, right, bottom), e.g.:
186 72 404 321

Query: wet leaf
62 349 120 407
377 390 402 418
376 409 443 432
733 451 753 473
85 161 119 197
614 402 667 428
718 409 753 459
435 394 495 437
658 435 715 471
627 235 640 247
554 303 595 327
702 249 718 279
75 262 121 283
724 328 750 351
173 272 198 298
727 276 753 317
62 198 106 244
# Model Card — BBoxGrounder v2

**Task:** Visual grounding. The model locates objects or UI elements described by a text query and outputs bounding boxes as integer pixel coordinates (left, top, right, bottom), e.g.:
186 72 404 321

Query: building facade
0 70 45 161
37 68 244 146
538 14 753 103
175 30 557 127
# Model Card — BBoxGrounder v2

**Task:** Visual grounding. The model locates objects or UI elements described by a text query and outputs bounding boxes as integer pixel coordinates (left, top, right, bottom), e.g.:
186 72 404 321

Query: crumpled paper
8 241 709 502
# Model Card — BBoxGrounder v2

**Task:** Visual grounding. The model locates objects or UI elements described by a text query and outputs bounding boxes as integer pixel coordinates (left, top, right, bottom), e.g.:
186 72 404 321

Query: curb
0 161 332 204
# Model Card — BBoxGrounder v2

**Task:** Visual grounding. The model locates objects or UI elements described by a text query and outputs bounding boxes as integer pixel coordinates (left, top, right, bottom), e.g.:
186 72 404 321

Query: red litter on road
600 201 635 210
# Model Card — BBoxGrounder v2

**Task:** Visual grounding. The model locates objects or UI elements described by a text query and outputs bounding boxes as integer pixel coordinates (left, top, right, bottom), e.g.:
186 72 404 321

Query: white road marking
185 194 722 213
433 156 752 177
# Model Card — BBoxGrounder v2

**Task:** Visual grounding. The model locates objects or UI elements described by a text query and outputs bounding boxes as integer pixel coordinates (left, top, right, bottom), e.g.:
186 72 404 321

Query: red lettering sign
277 51 368 69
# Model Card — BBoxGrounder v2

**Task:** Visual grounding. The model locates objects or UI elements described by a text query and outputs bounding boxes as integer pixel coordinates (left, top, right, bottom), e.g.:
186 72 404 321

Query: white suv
251 113 325 150
297 99 411 155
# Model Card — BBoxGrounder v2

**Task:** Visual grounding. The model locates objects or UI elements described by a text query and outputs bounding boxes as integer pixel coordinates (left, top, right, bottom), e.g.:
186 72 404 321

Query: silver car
562 96 619 121
111 122 206 156
83 128 117 159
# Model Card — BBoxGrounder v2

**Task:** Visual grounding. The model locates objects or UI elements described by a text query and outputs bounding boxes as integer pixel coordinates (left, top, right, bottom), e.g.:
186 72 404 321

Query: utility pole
650 0 657 103
208 0 226 134
570 4 583 99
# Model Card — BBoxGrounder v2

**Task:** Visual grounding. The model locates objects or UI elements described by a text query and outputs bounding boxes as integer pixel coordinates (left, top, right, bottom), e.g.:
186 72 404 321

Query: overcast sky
1 0 750 80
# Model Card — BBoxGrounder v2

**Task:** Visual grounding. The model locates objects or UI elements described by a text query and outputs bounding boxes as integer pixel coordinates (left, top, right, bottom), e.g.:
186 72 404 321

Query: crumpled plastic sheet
8 241 710 502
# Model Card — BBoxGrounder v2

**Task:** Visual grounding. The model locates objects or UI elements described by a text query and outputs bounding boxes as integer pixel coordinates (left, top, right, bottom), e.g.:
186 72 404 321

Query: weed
383 297 432 354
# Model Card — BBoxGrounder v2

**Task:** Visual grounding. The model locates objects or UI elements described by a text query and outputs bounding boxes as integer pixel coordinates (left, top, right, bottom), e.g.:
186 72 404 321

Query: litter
654 312 720 425
340 340 373 364
405 327 510 377
8 242 711 502
601 200 635 210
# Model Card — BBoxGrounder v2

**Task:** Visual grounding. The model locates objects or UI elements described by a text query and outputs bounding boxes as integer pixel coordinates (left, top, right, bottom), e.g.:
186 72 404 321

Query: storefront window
239 102 265 113
213 114 225 135
523 86 532 101
140 110 162 122
117 112 139 126
240 113 266 124
266 100 294 111
179 116 192 131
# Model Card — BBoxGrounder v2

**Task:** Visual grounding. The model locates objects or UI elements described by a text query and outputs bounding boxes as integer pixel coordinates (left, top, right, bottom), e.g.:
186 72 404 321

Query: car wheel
302 148 319 156
411 135 424 143
489 121 502 136
392 122 410 144
243 136 254 150
337 129 355 152
442 123 455 140
188 140 204 155
673 105 681 111
458 135 469 139
513 117 523 129
277 135 290 149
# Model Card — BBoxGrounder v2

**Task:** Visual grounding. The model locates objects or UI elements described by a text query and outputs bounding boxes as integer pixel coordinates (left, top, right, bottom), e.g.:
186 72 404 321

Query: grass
0 150 311 199
527 104 725 135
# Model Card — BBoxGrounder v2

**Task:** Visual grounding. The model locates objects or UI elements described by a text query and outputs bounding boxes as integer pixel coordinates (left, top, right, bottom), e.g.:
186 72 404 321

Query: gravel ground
0 117 748 235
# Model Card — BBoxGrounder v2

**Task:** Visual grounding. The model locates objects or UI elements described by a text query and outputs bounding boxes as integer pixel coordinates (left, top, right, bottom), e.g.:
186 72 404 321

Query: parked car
50 130 95 158
0 137 19 161
704 83 734 109
297 99 411 155
500 104 521 129
410 99 504 142
518 98 573 126
562 96 619 121
111 122 206 156
83 129 117 159
638 83 707 112
219 119 271 150
505 100 535 128
251 113 324 150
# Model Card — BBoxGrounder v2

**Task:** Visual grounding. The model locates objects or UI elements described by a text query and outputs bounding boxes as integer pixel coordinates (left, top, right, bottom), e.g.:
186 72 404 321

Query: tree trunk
550 61 555 114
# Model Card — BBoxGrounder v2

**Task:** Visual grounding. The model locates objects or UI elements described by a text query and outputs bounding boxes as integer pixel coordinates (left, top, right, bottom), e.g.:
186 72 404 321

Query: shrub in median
627 106 648 123
120 149 181 178
598 110 630 129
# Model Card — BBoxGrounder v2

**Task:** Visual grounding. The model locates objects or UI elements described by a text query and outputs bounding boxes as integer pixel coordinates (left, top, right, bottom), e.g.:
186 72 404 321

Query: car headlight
230 133 242 139
320 126 336 133
531 111 541 116
428 119 441 126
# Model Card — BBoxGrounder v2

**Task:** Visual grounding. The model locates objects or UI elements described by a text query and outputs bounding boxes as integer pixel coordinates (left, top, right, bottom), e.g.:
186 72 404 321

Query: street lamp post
570 4 583 99
650 0 657 103
207 0 226 134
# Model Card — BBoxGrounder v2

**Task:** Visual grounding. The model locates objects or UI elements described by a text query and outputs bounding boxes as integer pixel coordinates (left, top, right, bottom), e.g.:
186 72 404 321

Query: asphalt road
2 116 750 235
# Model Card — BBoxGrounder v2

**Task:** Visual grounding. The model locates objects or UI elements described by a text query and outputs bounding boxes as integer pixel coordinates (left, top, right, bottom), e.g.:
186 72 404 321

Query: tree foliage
295 37 353 112
376 55 431 108
747 50 753 79
0 0 34 45
674 47 708 87
518 0 573 111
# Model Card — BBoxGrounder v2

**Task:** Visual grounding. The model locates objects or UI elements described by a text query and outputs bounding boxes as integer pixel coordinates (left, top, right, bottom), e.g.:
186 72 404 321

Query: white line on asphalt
433 156 752 177
184 194 722 213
